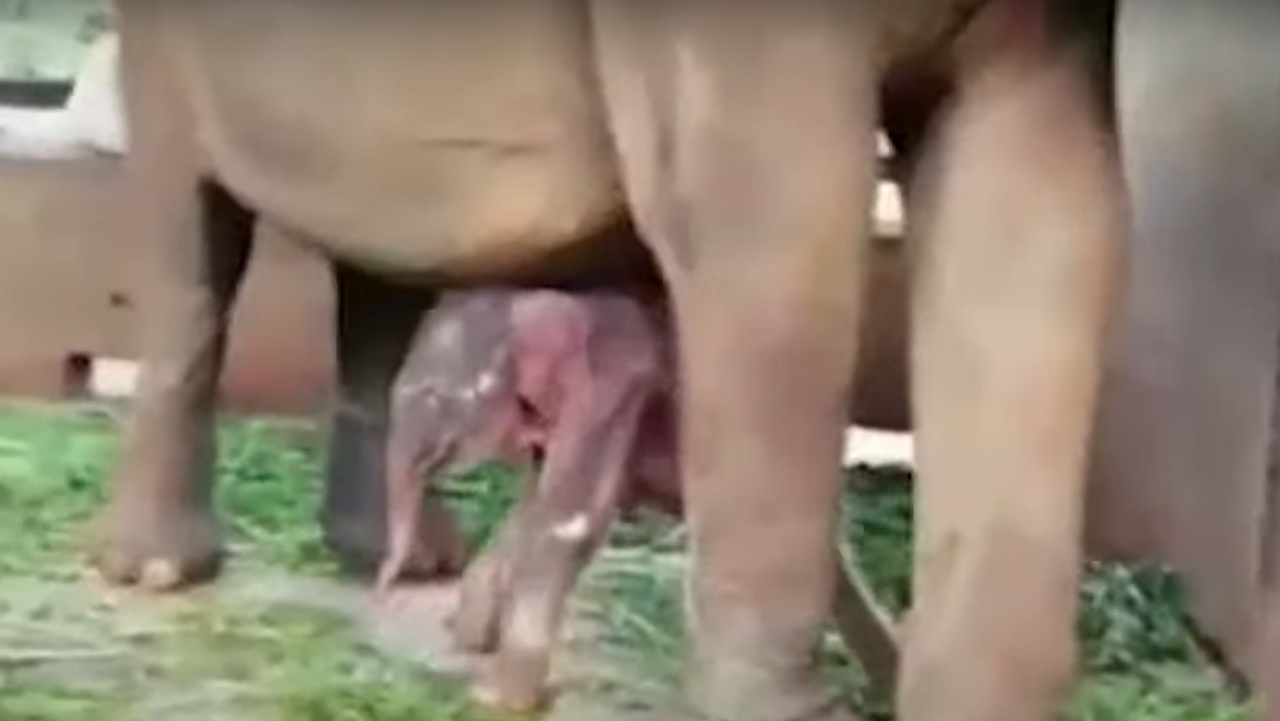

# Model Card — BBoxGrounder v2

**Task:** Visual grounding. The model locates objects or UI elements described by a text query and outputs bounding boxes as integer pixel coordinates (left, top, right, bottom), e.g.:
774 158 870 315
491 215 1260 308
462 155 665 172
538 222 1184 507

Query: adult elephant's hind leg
322 266 460 579
901 40 1123 721
594 4 877 718
91 12 255 591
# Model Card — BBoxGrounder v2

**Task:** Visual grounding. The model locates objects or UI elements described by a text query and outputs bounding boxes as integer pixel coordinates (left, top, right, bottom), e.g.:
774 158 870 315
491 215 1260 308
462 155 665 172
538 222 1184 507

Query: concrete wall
0 0 105 81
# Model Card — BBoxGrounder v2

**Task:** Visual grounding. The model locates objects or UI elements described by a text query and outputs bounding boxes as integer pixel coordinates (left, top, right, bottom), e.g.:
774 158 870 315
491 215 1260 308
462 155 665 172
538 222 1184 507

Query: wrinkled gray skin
89 2 1123 720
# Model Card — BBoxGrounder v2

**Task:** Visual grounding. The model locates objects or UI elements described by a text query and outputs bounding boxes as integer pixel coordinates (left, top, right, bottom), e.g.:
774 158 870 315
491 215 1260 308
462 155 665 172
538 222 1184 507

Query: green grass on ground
0 404 484 721
0 402 1257 720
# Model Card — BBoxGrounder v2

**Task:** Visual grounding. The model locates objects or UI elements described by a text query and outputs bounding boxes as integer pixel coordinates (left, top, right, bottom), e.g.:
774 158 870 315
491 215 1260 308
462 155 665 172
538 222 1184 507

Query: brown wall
0 155 335 414
0 157 136 394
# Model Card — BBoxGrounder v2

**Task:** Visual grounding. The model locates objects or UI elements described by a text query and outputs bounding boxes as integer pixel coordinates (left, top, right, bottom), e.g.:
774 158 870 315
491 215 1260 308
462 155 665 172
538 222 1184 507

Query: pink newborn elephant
379 287 897 714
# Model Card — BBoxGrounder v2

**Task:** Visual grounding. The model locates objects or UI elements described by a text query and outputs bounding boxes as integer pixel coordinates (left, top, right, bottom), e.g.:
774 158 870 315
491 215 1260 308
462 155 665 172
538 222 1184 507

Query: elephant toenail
140 558 182 590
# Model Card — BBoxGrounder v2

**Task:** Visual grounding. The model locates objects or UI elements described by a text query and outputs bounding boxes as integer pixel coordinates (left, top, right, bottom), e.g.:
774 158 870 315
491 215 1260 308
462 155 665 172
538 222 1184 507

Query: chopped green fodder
581 467 1253 720
0 403 1257 720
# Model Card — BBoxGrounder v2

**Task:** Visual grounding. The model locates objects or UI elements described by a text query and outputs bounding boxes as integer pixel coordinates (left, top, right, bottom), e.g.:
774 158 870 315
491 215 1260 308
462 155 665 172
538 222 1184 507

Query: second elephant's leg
1090 0 1280 705
901 22 1124 721
321 266 450 577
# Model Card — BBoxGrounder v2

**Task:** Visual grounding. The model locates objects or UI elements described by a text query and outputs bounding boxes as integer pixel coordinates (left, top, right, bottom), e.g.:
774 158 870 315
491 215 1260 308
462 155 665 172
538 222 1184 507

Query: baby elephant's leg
473 381 653 714
452 483 537 653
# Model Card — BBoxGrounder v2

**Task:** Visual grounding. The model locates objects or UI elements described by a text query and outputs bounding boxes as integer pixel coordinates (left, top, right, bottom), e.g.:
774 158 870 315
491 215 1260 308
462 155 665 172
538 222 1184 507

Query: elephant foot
449 599 500 654
449 549 510 653
470 651 552 718
325 497 469 582
684 651 863 721
635 700 862 721
87 500 223 591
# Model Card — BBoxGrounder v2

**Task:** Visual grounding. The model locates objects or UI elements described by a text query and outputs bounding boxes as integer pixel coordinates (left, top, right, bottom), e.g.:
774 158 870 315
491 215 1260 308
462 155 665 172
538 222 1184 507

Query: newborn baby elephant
379 288 898 714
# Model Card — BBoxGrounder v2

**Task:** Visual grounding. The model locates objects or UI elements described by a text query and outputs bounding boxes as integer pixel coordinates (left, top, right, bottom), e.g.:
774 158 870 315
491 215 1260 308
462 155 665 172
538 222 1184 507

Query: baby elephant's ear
461 397 527 472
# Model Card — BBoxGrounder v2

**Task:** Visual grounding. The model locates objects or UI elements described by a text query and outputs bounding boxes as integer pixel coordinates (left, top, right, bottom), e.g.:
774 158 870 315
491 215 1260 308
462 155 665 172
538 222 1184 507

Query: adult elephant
91 2 1123 720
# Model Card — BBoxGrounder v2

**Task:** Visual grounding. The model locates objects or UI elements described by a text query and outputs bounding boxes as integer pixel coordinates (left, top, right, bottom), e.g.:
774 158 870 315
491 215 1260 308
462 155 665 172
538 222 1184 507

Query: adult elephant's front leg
91 11 255 591
594 4 877 719
902 25 1124 721
93 181 254 590
321 266 457 578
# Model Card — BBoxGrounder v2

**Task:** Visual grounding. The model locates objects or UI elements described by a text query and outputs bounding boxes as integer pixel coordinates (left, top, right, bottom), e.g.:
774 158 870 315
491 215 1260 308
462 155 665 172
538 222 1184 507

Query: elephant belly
173 0 624 277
